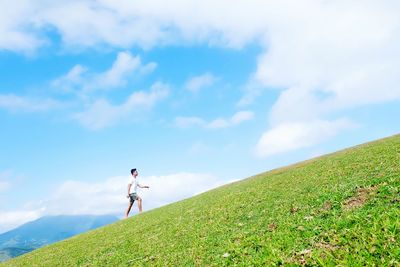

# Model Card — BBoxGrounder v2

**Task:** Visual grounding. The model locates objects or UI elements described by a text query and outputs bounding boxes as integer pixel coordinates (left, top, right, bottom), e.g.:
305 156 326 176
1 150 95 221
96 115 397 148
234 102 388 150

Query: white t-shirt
128 177 139 194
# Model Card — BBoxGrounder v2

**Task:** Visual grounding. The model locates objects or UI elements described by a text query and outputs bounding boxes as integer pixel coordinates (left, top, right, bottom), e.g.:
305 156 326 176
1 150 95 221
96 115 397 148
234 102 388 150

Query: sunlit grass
2 134 399 266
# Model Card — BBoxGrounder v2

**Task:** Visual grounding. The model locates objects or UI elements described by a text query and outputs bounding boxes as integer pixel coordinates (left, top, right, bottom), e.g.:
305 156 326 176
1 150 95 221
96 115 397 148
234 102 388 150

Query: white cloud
0 170 23 193
141 173 233 208
2 1 399 108
230 111 254 125
251 1 400 125
89 52 156 92
74 81 169 129
52 51 156 94
0 0 45 54
205 110 255 129
207 118 230 129
35 176 129 216
0 178 11 192
95 51 142 89
0 172 39 233
2 0 400 153
185 73 216 93
47 173 231 216
175 116 206 128
3 0 266 52
227 1 400 156
0 181 10 192
0 94 63 113
35 1 170 50
2 0 256 53
51 64 88 93
176 110 254 129
0 172 234 233
237 78 265 107
0 210 43 234
255 119 356 157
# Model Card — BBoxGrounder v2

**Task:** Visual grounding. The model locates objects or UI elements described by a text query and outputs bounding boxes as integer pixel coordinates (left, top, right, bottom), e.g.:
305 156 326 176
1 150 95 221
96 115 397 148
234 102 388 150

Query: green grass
3 135 400 266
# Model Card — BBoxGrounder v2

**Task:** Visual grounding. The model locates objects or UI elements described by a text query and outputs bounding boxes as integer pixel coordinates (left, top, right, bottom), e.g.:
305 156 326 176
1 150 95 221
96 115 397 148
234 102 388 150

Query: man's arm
127 184 132 197
138 183 149 189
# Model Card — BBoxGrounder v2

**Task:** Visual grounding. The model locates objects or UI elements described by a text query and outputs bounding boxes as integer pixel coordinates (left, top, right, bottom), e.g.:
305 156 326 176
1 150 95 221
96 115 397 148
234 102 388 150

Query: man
125 168 150 218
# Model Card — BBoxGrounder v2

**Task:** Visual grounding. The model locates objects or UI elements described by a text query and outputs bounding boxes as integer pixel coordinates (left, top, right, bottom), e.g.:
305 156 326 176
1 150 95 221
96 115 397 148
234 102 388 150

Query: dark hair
130 168 137 175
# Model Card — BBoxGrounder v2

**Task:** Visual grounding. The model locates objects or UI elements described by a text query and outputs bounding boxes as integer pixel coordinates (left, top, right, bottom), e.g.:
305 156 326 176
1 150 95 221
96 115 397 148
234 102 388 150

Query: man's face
134 170 138 176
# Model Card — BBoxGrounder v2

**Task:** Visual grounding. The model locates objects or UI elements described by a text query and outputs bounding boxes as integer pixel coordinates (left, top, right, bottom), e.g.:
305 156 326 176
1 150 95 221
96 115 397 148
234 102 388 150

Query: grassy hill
0 215 119 262
0 248 33 262
2 135 399 266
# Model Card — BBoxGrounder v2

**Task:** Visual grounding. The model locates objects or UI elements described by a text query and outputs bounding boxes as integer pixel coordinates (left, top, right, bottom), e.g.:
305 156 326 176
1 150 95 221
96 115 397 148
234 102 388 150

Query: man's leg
125 202 133 218
138 197 143 212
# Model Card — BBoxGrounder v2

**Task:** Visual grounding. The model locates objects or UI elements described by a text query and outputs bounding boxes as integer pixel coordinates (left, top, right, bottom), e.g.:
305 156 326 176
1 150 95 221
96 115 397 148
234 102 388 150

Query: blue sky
1 0 400 233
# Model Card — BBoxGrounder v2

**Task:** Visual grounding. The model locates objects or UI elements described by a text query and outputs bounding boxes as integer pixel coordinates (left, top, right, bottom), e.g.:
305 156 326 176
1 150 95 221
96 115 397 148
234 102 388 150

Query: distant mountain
0 215 118 262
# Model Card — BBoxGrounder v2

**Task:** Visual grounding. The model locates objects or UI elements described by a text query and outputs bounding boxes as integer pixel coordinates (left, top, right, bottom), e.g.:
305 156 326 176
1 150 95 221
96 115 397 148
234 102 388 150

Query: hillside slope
2 135 400 266
0 215 118 262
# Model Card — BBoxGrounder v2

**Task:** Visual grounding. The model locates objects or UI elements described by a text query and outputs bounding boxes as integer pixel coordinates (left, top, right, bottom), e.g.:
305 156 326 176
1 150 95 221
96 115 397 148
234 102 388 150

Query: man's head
131 168 138 177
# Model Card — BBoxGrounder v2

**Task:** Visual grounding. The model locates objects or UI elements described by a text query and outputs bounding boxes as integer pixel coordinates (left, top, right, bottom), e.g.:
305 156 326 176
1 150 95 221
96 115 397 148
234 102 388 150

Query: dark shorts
129 193 139 203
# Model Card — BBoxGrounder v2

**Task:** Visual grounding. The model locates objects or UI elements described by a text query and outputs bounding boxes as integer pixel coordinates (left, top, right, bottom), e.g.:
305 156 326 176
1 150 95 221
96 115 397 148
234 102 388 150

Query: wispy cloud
51 173 231 216
73 82 169 130
0 1 45 54
175 110 254 129
2 1 399 137
230 110 255 125
0 172 234 233
0 210 43 234
0 1 266 53
52 51 156 94
0 94 64 113
237 78 265 107
0 1 398 168
51 64 88 94
184 73 216 93
175 116 206 128
0 181 11 192
255 119 357 157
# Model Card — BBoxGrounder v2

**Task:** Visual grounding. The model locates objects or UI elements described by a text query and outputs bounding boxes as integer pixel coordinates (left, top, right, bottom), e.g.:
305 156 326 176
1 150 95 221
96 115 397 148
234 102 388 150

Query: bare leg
138 198 143 213
125 202 133 218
